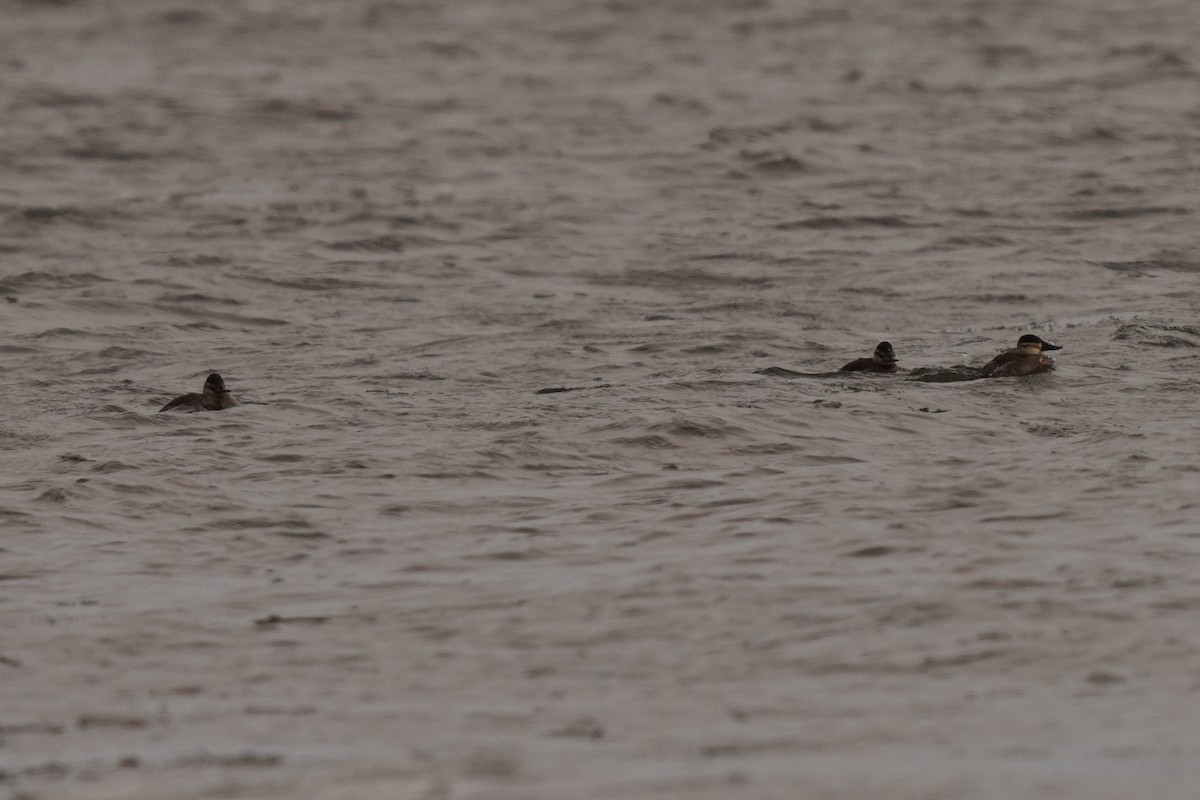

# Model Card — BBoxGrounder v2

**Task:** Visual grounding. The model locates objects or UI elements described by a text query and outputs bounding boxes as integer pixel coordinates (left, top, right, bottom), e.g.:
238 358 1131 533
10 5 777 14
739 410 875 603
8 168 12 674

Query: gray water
3 1 1200 798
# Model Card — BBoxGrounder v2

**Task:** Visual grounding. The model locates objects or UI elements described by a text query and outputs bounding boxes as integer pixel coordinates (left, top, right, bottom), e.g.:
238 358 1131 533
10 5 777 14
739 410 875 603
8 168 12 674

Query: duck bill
1040 342 1062 351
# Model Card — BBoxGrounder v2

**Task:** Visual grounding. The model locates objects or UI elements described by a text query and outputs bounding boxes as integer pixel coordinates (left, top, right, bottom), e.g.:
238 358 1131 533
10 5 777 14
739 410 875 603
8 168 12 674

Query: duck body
160 373 237 412
978 335 1060 378
841 341 899 373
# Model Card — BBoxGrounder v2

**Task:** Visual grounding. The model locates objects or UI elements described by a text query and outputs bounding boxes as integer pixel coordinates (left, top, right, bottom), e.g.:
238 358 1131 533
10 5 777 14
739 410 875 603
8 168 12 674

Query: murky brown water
3 1 1200 798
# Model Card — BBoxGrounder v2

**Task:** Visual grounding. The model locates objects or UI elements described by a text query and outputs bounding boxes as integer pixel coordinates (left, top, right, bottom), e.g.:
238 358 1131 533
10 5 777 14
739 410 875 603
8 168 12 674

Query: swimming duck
978 334 1061 377
841 341 899 373
159 372 237 412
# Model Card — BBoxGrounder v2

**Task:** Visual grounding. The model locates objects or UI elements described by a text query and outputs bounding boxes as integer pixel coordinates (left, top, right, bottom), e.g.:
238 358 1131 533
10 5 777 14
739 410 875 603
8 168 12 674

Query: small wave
650 92 709 115
377 371 446 381
157 292 245 305
731 442 799 455
775 215 923 230
584 267 773 289
611 435 675 449
468 548 548 561
846 545 896 558
536 383 612 395
63 142 153 161
703 121 795 149
70 346 157 362
797 454 865 465
14 87 103 108
1113 322 1200 347
650 416 745 438
907 365 982 382
755 366 841 378
920 234 1014 250
258 453 305 463
160 254 229 267
90 461 136 473
738 148 815 174
1095 259 1197 275
661 478 726 491
1065 206 1190 220
155 8 210 25
252 97 358 122
415 470 501 479
35 487 71 504
208 516 315 532
322 235 434 252
682 343 736 355
87 405 170 426
243 274 392 291
0 271 111 292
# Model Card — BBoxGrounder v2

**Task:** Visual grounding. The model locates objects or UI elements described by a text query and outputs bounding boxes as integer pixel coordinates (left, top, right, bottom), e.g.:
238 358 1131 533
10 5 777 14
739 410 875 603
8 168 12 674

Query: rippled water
3 1 1200 798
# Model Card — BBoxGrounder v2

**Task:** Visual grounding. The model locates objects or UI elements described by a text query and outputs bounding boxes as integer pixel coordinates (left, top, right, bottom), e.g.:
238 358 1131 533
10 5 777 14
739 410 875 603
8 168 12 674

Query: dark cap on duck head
1017 334 1061 351
873 341 898 364
204 373 228 392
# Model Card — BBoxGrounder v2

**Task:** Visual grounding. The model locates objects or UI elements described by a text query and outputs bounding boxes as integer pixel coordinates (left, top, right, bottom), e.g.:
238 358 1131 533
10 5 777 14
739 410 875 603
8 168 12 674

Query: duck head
1015 334 1061 355
872 341 898 365
203 373 228 394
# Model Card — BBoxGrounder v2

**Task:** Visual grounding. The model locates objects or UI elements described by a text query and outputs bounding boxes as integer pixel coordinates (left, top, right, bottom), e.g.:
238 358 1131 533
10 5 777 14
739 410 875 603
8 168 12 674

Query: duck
159 372 237 412
841 341 899 373
978 334 1061 377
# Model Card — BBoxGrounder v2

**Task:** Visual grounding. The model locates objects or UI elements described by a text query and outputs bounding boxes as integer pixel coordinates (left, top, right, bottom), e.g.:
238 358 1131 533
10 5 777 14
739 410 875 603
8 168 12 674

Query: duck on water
977 334 1061 378
159 373 237 412
841 341 899 373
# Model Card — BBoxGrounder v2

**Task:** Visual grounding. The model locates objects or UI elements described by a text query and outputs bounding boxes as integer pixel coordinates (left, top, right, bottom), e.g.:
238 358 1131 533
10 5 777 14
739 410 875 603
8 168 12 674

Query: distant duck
978 334 1061 377
841 341 899 373
159 372 237 412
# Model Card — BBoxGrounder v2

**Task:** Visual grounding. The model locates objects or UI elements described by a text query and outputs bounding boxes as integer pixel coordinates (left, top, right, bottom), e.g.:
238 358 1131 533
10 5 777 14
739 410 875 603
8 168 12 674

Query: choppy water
3 1 1200 798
